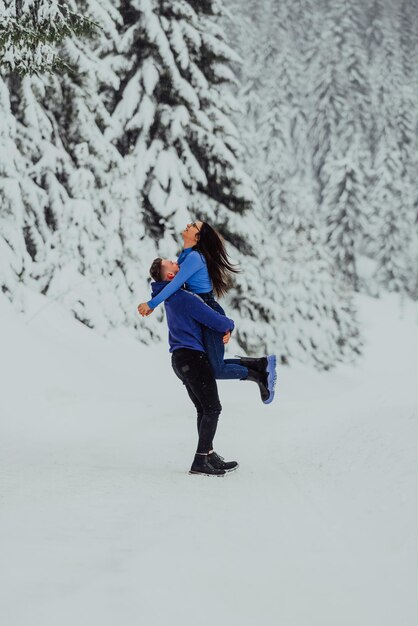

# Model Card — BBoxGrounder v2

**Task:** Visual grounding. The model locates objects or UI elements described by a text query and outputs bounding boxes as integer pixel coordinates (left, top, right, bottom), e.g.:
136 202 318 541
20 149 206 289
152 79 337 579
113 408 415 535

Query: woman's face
182 221 202 245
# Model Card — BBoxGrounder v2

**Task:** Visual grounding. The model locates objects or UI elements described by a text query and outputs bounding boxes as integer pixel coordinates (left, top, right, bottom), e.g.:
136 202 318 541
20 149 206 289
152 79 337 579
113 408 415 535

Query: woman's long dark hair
193 222 239 297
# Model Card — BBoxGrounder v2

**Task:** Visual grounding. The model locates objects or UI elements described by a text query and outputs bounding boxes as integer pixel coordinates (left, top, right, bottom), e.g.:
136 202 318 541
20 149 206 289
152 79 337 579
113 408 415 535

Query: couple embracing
138 220 277 477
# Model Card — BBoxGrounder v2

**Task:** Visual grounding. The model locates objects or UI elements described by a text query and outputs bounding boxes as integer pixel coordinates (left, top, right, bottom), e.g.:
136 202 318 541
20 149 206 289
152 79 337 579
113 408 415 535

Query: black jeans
171 348 222 454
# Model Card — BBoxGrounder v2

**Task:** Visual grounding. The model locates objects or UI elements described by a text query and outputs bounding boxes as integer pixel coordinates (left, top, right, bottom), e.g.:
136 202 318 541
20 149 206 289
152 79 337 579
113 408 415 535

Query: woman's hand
138 302 154 317
223 331 231 345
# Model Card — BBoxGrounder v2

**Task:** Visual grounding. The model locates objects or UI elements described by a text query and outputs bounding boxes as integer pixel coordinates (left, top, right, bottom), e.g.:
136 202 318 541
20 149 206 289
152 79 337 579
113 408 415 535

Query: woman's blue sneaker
240 355 277 404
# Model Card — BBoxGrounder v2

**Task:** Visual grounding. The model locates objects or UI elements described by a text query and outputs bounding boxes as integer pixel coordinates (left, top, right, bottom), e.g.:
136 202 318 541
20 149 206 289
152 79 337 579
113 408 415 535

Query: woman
137 221 276 404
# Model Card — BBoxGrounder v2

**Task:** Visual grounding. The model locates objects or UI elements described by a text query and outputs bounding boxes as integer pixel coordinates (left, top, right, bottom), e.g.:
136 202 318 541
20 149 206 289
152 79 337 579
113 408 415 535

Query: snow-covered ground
1 291 417 626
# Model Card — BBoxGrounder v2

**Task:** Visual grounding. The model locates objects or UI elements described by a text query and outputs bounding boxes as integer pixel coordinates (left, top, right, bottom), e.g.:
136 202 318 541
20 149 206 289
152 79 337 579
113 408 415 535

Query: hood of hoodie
150 281 171 298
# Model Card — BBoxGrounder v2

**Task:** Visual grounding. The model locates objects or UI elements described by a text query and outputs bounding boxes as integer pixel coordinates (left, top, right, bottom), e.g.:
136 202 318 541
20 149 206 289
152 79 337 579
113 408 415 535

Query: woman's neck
183 242 194 249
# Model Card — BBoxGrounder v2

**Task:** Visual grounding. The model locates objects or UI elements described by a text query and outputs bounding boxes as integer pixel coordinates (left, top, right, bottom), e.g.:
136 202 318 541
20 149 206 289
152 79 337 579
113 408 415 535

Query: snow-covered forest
1 0 418 368
2 4 418 623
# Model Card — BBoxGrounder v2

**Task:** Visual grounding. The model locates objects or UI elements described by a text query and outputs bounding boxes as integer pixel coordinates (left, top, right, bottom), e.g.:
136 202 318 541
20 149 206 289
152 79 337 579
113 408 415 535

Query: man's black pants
171 348 222 454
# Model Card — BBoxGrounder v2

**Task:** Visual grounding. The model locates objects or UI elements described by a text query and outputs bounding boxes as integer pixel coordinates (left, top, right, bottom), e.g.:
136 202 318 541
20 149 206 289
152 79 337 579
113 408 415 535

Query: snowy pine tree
108 0 256 233
307 0 372 288
105 0 278 351
366 1 416 295
1 1 162 341
397 0 418 298
273 217 361 369
0 75 34 307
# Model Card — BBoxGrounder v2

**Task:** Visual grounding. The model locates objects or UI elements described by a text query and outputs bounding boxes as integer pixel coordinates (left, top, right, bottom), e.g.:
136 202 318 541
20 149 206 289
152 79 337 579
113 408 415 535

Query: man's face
161 259 179 280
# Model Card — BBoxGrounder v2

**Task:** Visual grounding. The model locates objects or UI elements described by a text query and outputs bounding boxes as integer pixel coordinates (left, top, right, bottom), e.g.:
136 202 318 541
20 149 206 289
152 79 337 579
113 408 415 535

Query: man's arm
183 292 235 334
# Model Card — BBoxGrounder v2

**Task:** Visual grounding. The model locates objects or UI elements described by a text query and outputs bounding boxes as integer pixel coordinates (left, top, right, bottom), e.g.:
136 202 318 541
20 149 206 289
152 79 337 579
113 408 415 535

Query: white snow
1 290 417 625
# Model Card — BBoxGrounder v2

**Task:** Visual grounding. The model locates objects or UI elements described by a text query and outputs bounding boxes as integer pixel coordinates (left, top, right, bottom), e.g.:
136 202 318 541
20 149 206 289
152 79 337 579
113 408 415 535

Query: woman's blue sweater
147 248 212 310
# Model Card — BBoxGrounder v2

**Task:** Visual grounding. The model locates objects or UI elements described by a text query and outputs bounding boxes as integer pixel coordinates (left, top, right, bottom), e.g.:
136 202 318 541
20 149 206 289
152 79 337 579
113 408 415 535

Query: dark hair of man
193 222 239 297
149 258 163 281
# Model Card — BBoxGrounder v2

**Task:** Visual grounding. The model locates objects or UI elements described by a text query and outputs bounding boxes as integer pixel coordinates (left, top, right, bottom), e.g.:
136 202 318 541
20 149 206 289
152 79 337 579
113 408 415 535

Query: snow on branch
0 0 99 75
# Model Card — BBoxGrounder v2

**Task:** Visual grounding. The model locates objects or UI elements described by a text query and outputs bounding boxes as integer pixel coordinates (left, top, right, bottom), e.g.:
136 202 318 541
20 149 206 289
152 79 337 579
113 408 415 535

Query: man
148 258 239 477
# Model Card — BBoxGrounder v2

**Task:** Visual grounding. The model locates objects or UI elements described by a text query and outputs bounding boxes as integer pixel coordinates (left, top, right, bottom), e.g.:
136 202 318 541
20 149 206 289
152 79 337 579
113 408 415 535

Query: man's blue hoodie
151 281 234 353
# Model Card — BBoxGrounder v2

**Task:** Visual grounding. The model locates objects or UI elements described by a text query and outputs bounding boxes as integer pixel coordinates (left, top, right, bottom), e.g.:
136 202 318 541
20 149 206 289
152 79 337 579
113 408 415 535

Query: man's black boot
209 451 239 472
189 453 226 476
240 355 277 405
